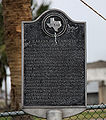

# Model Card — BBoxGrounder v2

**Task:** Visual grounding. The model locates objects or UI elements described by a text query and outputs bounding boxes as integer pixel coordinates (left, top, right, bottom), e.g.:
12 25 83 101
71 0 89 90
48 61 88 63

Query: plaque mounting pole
47 110 63 120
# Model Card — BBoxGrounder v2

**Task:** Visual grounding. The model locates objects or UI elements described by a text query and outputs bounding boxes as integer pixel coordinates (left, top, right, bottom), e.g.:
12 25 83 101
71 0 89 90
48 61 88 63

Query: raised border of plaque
22 9 87 118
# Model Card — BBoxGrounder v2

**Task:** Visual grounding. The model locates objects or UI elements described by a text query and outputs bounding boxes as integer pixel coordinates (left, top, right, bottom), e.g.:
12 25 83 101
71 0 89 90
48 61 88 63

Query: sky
33 0 106 63
0 0 106 63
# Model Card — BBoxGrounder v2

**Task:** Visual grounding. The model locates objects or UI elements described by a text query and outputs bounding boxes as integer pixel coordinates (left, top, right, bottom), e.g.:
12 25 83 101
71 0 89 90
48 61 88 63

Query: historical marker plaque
22 9 86 118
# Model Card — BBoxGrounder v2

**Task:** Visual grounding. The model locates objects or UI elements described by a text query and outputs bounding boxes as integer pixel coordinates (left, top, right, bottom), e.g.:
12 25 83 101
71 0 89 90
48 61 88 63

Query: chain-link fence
0 104 106 120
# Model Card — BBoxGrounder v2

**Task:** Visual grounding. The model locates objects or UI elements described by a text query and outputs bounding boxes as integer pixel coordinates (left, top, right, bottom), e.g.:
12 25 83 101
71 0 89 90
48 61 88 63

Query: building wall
99 81 106 104
87 68 106 82
87 67 106 104
87 93 99 105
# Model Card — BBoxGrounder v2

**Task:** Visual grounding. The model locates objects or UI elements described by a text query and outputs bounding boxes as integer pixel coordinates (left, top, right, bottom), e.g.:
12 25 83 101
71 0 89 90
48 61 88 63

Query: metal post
47 110 62 120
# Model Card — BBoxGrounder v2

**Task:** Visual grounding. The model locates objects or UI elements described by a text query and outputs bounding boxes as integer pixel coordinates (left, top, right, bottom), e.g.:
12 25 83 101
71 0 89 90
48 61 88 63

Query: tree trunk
2 0 32 110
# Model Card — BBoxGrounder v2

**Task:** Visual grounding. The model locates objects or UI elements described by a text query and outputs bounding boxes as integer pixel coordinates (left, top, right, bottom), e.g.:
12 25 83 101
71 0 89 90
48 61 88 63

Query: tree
32 1 50 20
2 0 32 110
2 0 50 110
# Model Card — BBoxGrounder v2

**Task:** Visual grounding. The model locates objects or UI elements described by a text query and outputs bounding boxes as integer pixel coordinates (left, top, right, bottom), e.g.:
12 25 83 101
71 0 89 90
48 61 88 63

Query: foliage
36 3 50 18
31 0 50 20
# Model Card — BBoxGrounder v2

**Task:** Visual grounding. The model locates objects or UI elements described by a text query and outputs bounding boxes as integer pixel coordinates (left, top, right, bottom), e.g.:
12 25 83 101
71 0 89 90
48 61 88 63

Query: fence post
47 110 62 120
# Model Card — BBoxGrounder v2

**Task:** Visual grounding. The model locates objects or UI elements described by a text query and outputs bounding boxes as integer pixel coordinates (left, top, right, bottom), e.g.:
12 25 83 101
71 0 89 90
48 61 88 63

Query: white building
87 60 106 104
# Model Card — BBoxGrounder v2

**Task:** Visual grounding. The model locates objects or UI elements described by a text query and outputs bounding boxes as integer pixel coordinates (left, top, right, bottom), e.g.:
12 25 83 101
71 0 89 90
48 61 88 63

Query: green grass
0 117 11 120
33 110 106 120
0 109 106 120
66 109 106 120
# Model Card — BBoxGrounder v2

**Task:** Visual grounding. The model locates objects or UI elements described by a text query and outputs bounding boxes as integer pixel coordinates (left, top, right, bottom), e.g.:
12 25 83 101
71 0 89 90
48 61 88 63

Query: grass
66 109 106 120
0 109 105 120
33 109 106 120
0 117 11 120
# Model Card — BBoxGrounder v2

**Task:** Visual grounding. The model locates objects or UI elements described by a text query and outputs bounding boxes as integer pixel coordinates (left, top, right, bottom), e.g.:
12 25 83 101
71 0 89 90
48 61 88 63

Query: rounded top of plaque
42 10 67 37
